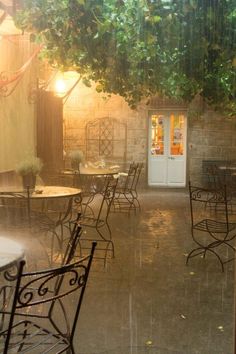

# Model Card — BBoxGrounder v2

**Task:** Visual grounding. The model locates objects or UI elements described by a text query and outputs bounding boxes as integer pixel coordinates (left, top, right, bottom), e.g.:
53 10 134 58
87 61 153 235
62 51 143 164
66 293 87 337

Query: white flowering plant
16 156 43 176
69 150 84 164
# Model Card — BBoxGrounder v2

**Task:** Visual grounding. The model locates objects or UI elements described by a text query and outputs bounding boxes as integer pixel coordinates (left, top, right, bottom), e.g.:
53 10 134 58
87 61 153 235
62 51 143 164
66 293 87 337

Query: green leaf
77 0 85 5
96 84 103 92
13 0 236 116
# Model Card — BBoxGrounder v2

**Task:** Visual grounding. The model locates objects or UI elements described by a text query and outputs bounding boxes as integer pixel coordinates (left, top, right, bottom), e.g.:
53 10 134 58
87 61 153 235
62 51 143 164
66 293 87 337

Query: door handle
168 157 175 160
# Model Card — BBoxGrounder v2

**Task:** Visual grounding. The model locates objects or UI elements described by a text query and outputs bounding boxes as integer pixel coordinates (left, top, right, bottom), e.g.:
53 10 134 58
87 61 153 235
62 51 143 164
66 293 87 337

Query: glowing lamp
55 78 66 96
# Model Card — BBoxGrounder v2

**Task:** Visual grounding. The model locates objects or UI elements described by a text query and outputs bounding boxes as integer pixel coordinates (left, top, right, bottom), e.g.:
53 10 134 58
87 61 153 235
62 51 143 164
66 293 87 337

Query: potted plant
69 150 84 172
16 156 43 190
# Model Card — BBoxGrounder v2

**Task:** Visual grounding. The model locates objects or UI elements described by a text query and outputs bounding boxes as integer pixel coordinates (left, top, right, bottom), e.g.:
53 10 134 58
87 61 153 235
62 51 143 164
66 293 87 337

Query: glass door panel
170 114 184 156
151 115 164 155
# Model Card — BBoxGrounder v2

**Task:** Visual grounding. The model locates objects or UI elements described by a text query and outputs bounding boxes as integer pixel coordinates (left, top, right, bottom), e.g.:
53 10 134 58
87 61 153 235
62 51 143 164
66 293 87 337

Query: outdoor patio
0 188 234 354
0 1 235 353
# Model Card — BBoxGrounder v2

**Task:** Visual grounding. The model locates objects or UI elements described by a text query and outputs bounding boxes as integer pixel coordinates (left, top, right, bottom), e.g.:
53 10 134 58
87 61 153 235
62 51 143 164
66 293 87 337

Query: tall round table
31 186 82 199
61 167 119 194
0 186 82 227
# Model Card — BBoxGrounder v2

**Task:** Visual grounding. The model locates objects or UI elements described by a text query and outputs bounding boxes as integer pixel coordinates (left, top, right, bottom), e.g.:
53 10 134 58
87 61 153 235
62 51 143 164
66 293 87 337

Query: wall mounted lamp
53 73 81 104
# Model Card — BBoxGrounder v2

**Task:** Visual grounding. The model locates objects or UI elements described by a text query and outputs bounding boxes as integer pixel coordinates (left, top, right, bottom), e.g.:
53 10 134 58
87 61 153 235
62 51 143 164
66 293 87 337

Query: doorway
37 90 64 172
148 111 187 187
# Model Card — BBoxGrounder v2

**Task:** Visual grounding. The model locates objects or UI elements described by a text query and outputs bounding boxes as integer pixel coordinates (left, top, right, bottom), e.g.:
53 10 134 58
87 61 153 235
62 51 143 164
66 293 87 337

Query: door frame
147 109 188 187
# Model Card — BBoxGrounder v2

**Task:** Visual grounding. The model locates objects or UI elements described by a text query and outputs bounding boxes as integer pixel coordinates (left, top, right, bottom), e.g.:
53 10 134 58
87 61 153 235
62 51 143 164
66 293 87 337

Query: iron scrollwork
17 264 87 307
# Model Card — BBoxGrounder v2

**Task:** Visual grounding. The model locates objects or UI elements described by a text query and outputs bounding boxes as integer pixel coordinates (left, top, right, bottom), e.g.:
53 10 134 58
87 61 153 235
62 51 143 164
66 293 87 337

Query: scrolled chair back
189 182 227 204
2 241 96 354
189 181 229 223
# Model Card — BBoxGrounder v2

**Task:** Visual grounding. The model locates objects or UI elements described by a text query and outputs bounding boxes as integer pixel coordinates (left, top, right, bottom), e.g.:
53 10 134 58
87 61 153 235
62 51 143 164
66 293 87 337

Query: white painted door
148 111 187 187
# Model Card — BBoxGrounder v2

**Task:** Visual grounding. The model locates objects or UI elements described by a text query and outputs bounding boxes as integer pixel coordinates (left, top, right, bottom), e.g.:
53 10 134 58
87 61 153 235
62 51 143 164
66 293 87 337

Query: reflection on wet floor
95 346 181 354
0 189 234 354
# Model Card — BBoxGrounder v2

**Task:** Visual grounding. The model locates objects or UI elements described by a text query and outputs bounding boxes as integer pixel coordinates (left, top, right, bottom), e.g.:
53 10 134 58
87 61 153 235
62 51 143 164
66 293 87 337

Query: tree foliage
15 0 236 115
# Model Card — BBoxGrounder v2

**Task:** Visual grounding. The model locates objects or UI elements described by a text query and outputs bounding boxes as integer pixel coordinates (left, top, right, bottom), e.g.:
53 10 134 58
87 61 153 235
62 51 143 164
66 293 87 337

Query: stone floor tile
0 188 234 354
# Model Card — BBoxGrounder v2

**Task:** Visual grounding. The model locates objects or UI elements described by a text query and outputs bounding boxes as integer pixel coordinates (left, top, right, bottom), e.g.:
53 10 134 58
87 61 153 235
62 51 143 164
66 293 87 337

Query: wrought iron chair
0 241 96 354
205 164 222 189
205 161 236 191
0 223 84 332
204 162 236 214
186 181 236 271
112 162 143 214
0 188 31 227
71 176 118 264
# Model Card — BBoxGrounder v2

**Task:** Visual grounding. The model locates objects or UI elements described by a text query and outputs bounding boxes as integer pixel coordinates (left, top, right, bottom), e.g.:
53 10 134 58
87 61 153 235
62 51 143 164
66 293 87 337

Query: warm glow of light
64 71 79 79
55 78 66 96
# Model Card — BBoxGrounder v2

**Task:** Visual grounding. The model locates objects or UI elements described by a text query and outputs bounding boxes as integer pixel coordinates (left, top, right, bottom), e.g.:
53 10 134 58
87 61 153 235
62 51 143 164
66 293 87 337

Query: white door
148 111 187 187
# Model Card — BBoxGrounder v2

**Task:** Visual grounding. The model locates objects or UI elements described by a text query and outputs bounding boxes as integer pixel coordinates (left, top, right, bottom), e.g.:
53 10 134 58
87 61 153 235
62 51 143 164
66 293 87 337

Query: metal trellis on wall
85 117 127 168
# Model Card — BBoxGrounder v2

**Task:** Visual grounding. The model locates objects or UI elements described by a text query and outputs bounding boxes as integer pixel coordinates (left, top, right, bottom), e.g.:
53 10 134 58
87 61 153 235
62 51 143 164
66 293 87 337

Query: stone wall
187 108 236 185
63 79 148 181
62 76 236 188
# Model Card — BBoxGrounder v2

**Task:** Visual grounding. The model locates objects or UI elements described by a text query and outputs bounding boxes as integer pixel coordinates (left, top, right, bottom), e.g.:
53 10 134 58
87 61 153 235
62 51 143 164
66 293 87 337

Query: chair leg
97 227 115 257
67 344 75 354
18 321 29 352
186 245 225 272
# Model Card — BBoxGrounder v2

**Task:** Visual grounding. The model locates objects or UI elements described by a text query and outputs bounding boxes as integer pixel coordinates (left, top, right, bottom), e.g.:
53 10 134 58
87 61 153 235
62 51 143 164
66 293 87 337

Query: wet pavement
0 188 234 354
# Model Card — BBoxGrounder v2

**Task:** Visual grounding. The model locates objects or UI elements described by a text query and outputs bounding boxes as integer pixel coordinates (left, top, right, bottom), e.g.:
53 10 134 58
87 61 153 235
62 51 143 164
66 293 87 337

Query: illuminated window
151 115 164 155
170 114 184 155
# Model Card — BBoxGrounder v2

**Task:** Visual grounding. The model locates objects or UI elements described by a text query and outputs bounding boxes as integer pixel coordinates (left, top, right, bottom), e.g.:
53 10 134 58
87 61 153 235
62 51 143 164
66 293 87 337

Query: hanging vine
14 0 236 116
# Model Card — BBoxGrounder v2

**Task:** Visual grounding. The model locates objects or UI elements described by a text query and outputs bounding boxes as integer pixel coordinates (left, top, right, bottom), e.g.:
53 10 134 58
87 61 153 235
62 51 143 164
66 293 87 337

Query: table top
62 166 119 176
0 185 82 199
218 165 236 171
31 186 82 199
0 236 24 271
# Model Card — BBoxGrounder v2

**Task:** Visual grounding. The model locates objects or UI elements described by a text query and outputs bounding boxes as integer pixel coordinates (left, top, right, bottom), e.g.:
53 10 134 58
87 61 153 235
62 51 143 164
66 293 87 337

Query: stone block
203 145 224 158
65 129 85 142
188 130 204 145
204 131 232 147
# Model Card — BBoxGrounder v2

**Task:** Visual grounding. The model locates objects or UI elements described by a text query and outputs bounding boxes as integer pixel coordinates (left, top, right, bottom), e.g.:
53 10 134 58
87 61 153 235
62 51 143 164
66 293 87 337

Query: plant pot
22 173 36 191
71 161 80 172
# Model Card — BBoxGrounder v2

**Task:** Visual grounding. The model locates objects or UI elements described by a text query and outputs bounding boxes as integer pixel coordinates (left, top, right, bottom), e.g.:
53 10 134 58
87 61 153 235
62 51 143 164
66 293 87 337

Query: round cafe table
218 165 236 171
61 166 119 194
29 186 82 226
31 185 81 199
0 185 82 199
0 236 24 271
62 166 119 178
0 186 82 227
0 236 24 334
